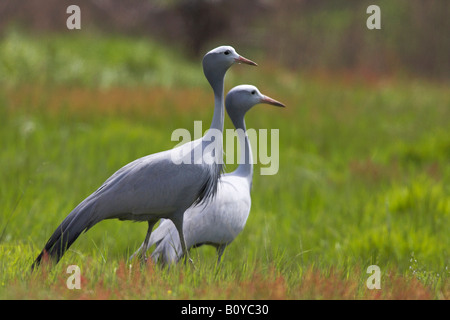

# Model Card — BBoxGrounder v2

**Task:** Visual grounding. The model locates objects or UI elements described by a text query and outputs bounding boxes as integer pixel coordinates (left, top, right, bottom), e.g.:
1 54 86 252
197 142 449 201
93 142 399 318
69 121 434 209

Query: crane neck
231 114 253 183
204 76 225 138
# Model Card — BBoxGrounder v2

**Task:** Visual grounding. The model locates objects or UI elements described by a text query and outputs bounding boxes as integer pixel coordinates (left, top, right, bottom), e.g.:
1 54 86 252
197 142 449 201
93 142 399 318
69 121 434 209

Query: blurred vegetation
0 32 449 298
0 1 448 299
0 0 449 79
0 30 202 88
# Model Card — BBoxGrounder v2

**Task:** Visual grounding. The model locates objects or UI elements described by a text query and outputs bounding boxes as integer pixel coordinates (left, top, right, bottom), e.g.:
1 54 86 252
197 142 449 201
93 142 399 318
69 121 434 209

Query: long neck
201 75 224 171
207 79 225 133
231 114 253 182
202 58 226 137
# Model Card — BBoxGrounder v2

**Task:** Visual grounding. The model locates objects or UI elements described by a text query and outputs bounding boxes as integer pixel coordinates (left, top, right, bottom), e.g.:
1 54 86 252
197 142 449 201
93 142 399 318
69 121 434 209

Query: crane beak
260 95 286 108
235 55 258 66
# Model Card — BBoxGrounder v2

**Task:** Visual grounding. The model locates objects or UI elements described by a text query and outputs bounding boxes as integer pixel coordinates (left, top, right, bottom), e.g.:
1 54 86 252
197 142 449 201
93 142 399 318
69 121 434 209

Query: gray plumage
31 46 257 269
131 85 285 265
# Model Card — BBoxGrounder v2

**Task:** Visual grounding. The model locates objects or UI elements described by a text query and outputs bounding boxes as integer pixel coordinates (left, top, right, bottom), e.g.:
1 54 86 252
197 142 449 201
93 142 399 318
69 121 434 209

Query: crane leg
135 220 156 264
171 213 194 267
216 244 227 264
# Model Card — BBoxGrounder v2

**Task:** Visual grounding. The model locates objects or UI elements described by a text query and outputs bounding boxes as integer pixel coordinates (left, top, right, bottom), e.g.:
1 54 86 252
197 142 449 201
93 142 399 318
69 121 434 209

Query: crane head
225 84 285 117
204 46 257 67
202 46 257 92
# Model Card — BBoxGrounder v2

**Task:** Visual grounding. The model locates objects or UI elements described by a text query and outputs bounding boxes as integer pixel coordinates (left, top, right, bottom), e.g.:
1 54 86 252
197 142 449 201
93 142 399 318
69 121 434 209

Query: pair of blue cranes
31 46 285 270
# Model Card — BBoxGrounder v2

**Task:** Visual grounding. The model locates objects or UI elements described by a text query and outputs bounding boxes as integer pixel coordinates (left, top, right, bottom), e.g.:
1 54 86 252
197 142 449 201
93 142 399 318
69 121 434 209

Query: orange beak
234 55 258 66
260 95 286 108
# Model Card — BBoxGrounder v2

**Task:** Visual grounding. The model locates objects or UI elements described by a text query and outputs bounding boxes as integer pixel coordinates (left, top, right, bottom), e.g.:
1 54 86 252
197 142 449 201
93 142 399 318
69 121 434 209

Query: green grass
0 31 449 299
0 29 203 88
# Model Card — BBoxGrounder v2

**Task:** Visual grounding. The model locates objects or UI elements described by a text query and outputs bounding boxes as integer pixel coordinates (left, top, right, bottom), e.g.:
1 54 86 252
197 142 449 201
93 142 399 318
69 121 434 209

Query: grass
0 31 449 299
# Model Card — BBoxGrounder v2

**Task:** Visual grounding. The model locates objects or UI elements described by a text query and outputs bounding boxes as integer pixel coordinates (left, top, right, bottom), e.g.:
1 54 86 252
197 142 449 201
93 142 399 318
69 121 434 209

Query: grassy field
0 31 449 299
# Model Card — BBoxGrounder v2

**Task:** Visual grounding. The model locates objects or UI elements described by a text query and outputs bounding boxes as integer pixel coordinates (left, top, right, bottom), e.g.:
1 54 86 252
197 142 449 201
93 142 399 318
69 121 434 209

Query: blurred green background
0 0 449 81
0 0 448 298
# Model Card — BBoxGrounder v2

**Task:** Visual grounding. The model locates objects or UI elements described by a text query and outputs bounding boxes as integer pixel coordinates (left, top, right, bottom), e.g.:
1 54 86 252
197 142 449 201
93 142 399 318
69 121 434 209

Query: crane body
32 47 257 269
134 85 285 265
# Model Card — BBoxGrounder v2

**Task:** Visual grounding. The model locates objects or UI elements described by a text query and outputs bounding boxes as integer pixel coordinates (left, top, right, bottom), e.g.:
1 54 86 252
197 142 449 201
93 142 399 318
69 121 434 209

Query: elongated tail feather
31 198 97 270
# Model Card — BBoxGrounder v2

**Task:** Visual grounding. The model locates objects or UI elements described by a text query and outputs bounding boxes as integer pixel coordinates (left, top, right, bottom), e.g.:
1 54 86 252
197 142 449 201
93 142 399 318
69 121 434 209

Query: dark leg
216 244 227 264
135 220 156 263
171 213 193 267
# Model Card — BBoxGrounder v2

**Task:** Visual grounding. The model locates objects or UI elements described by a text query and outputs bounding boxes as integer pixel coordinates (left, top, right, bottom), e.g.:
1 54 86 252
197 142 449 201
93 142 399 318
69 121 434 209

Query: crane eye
224 50 231 55
251 90 256 95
